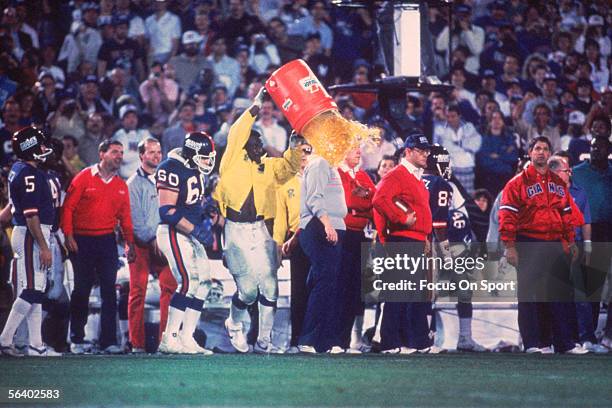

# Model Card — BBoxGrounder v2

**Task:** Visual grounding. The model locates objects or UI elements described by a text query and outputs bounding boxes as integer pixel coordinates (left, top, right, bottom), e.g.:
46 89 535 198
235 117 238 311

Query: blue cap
112 14 130 26
81 74 98 85
404 133 432 150
482 69 496 78
455 4 472 14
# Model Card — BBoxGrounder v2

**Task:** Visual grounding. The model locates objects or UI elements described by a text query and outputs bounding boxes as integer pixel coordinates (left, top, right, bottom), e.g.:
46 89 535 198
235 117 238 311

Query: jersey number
185 175 203 205
48 180 60 208
438 191 449 207
157 169 179 187
24 176 35 192
452 211 466 229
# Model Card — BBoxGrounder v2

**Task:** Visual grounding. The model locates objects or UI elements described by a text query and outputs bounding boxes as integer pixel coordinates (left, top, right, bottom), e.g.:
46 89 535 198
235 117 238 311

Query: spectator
433 104 482 195
481 69 510 116
268 17 303 64
57 2 103 74
254 100 287 158
194 11 216 57
77 75 106 115
575 15 610 59
111 105 152 179
574 78 595 114
49 97 86 142
115 0 146 47
0 55 18 110
169 31 213 93
302 32 332 86
561 110 585 153
476 110 519 197
144 0 181 65
126 137 177 353
514 102 561 153
61 134 86 176
139 62 179 126
35 72 59 119
289 1 333 56
374 154 397 184
39 45 65 86
79 112 106 167
337 146 376 351
1 6 33 60
0 98 21 167
436 4 485 75
206 37 240 98
218 0 265 50
248 32 280 75
97 15 146 83
62 139 135 354
162 100 197 158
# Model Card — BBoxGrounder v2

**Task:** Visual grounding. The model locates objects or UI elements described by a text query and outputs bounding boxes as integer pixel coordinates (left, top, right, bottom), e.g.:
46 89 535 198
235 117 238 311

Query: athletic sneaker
28 345 62 357
399 347 417 354
327 346 345 354
131 347 146 354
582 341 609 354
349 341 371 353
254 340 270 354
345 348 362 354
0 344 24 357
158 332 185 354
381 347 401 354
565 345 589 355
525 347 542 354
102 345 124 354
224 318 249 353
298 345 317 354
70 341 93 355
539 345 555 354
180 335 213 355
285 346 300 354
418 345 446 354
456 336 488 352
268 345 284 354
600 336 612 350
15 344 28 354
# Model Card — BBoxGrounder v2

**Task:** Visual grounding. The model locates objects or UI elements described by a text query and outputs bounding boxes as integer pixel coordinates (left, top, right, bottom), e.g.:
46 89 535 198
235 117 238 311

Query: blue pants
298 218 345 352
379 236 430 350
516 235 573 352
69 234 119 348
337 229 368 348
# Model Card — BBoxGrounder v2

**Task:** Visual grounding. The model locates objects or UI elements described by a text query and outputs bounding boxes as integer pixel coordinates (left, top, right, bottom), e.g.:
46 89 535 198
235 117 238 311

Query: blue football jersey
46 169 62 231
423 174 453 230
8 161 55 226
448 209 473 245
156 154 206 226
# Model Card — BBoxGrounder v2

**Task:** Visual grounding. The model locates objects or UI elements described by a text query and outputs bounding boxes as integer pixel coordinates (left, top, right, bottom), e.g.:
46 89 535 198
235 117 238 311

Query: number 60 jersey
8 161 55 227
155 149 207 226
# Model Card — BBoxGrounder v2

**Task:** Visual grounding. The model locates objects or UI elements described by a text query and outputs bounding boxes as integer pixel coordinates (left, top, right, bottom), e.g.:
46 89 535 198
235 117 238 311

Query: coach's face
102 144 124 172
405 147 430 169
528 141 551 167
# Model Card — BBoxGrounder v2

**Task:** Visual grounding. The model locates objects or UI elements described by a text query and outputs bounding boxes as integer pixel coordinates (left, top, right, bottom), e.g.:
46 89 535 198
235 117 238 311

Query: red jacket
372 163 432 242
499 164 577 245
61 165 134 244
338 166 376 231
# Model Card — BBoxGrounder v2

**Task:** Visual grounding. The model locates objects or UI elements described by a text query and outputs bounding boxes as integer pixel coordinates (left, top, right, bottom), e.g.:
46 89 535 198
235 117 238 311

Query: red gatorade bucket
265 59 337 134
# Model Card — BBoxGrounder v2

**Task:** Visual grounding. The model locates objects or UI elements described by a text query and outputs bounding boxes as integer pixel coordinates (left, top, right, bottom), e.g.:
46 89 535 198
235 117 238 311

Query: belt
226 207 264 223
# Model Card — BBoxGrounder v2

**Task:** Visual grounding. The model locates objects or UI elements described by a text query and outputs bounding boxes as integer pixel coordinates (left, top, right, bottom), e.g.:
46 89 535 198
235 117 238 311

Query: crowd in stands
0 0 610 354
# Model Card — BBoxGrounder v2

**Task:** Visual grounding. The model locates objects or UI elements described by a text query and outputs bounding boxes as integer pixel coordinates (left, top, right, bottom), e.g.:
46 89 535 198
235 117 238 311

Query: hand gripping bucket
265 59 338 134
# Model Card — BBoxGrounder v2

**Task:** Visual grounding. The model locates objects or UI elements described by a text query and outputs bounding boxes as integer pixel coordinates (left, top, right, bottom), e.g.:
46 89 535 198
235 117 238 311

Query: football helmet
12 126 53 163
426 144 451 180
182 131 216 174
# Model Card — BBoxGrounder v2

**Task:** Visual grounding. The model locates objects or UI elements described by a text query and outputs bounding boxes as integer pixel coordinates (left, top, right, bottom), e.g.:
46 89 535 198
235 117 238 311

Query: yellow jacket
214 108 301 220
273 174 301 245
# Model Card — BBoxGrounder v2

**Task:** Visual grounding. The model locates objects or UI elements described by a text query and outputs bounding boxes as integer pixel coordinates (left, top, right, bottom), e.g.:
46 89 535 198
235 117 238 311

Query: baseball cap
568 111 585 125
112 14 130 26
455 4 472 14
482 69 496 79
403 133 432 150
82 2 99 12
97 15 112 27
543 72 557 82
587 15 604 26
119 104 138 119
182 30 203 45
81 74 98 85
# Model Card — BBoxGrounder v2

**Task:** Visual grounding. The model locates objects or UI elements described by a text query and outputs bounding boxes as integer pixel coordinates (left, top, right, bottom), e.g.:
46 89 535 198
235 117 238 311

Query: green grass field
1 354 611 407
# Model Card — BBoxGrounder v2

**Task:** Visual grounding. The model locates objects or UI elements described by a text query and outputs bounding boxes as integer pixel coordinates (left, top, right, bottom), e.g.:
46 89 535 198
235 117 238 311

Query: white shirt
255 119 287 153
111 128 152 179
145 11 181 55
400 158 423 180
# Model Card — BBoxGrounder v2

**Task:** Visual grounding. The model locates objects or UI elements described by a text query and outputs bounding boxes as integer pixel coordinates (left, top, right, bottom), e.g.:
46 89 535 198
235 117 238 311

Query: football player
213 87 301 353
155 131 216 354
0 127 58 357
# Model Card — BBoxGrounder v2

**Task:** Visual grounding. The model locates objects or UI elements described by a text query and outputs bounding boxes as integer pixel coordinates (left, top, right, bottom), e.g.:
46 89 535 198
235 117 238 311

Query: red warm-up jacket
338 166 376 231
372 163 432 242
499 164 578 246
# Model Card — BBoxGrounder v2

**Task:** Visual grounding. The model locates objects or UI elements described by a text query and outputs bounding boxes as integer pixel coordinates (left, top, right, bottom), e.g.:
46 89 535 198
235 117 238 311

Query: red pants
128 243 177 348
